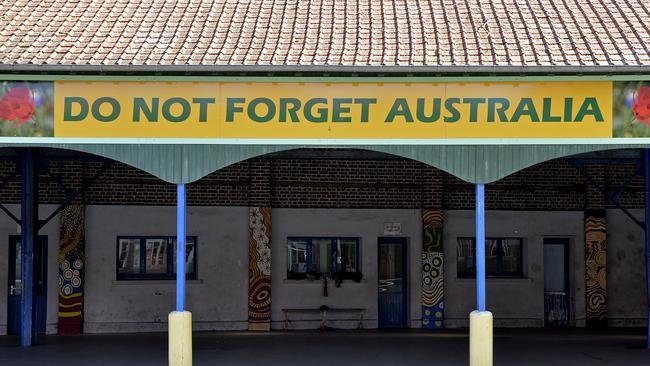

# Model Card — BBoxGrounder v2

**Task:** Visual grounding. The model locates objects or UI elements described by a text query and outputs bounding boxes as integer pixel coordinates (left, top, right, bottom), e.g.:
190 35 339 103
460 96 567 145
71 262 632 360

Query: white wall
607 209 648 326
1 206 646 334
1 205 423 334
271 208 423 329
443 210 586 328
0 204 60 335
83 205 249 333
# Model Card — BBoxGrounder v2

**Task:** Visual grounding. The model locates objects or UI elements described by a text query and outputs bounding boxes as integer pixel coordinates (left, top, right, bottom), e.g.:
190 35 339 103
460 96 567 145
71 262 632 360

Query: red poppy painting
613 81 650 137
632 85 650 126
0 82 54 137
0 86 35 126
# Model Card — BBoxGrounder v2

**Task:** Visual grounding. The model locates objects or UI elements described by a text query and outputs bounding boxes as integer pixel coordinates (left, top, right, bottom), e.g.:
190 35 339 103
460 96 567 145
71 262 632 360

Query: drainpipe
643 149 650 349
20 148 37 347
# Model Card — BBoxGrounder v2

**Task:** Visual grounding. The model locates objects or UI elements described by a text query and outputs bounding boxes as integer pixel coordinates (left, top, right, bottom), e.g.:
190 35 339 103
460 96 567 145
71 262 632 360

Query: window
117 236 197 280
457 237 523 278
287 237 359 280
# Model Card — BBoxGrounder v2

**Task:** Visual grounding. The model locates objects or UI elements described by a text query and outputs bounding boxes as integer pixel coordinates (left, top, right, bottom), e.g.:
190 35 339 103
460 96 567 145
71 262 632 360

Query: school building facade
0 2 649 366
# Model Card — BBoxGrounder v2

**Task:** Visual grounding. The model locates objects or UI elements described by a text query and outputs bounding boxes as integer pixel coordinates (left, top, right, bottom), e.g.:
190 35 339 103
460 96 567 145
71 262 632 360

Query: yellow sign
54 81 613 138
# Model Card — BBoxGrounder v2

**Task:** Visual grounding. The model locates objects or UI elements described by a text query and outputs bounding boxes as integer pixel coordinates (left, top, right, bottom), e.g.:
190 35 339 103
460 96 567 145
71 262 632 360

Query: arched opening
0 146 647 364
449 148 646 330
0 146 181 344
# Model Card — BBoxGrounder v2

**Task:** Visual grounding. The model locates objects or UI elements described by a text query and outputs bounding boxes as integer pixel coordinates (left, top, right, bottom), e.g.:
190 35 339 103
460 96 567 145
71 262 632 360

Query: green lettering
574 97 604 122
248 97 276 123
304 98 328 123
133 97 159 122
91 97 120 122
332 98 353 123
463 98 486 122
354 98 377 122
542 98 561 122
279 98 301 122
444 98 461 123
192 98 215 122
385 99 413 123
416 98 441 123
162 98 190 123
63 97 88 121
564 98 573 122
487 98 510 122
226 98 245 122
510 98 540 122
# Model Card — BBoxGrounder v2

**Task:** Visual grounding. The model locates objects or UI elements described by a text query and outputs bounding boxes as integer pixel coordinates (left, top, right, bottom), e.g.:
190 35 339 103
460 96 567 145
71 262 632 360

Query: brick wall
444 160 586 210
270 159 428 208
0 156 644 210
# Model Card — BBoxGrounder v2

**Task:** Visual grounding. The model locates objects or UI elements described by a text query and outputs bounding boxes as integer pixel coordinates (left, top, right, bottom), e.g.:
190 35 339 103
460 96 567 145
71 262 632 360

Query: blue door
378 237 407 328
7 235 48 335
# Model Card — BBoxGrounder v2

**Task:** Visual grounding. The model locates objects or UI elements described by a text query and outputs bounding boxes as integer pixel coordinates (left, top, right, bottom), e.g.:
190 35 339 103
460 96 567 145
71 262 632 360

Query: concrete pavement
0 328 649 366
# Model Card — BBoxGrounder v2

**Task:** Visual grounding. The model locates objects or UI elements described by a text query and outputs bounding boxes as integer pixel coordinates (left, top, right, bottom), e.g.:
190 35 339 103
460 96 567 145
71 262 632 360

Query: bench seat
281 308 365 330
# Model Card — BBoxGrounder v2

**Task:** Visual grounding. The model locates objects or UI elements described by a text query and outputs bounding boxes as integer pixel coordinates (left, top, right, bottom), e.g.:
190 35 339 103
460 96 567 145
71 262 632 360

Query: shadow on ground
0 328 649 366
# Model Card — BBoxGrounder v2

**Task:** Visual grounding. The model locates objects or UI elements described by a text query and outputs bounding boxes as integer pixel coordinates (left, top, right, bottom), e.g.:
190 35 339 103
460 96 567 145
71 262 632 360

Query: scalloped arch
0 143 647 184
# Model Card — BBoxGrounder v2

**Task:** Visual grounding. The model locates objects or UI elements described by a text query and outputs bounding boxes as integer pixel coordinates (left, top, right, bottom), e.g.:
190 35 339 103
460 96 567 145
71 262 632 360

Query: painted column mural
585 210 608 327
248 207 272 331
57 204 85 334
422 209 444 329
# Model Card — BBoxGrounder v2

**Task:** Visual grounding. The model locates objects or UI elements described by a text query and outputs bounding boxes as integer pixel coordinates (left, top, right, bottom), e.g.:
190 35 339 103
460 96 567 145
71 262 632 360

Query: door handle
9 285 16 295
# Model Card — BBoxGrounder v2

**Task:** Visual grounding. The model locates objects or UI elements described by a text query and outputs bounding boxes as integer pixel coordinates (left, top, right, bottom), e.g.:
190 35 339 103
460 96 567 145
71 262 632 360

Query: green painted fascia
0 140 648 184
0 74 649 82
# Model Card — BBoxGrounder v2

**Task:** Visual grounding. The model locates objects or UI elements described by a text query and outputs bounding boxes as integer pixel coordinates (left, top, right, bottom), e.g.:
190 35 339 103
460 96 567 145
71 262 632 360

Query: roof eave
0 64 648 75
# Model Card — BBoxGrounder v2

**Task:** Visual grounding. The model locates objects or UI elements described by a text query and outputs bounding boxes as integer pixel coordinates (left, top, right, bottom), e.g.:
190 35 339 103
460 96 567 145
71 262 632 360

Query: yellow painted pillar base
169 311 192 366
248 322 271 331
470 310 493 366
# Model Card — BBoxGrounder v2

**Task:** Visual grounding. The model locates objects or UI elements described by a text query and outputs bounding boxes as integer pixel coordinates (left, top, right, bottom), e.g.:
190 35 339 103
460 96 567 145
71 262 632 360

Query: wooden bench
281 308 365 330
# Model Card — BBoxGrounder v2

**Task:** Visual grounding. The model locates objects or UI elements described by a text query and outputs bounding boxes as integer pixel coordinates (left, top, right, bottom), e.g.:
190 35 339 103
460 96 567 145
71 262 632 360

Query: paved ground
0 329 649 365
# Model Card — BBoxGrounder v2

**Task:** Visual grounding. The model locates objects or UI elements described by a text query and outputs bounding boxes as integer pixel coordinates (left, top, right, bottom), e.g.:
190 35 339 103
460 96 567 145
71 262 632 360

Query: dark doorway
544 238 570 327
378 237 407 329
7 235 48 335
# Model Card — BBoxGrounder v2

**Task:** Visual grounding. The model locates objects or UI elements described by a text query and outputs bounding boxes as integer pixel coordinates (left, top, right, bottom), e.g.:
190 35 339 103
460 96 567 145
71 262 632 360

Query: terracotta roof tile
0 0 648 68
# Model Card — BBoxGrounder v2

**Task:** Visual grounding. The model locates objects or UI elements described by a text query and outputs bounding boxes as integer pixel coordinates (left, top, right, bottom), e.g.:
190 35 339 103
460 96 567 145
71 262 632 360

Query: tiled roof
0 0 649 72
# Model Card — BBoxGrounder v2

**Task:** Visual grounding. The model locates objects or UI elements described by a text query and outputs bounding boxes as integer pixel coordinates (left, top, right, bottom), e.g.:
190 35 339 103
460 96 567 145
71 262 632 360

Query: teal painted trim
0 141 649 184
2 137 650 145
0 74 649 82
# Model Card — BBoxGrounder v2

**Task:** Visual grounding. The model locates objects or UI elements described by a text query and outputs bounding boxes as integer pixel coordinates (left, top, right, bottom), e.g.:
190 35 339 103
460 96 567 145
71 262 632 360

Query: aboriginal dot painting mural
585 211 607 328
58 204 85 334
422 209 444 329
248 207 272 331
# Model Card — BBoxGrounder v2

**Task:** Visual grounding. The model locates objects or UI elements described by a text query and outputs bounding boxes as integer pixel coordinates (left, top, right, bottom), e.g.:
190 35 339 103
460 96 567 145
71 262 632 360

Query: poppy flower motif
632 85 650 126
0 85 35 127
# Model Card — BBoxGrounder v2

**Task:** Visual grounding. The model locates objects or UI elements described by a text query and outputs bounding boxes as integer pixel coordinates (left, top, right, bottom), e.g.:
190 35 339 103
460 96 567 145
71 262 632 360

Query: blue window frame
457 237 523 278
287 237 360 280
116 236 197 280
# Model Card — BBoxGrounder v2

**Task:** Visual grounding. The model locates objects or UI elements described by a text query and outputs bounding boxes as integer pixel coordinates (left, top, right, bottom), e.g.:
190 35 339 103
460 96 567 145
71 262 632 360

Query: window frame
286 237 360 280
456 236 524 279
116 236 198 280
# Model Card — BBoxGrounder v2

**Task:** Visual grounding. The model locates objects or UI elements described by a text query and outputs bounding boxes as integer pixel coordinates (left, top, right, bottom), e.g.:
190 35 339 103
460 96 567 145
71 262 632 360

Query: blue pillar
476 183 486 312
176 184 186 312
643 149 650 349
20 148 37 347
